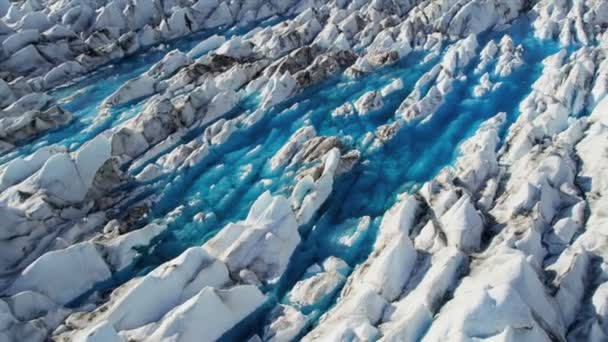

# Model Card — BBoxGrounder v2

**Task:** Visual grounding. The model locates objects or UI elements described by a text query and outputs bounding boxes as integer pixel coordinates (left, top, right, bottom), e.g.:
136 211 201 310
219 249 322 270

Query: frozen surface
0 0 607 341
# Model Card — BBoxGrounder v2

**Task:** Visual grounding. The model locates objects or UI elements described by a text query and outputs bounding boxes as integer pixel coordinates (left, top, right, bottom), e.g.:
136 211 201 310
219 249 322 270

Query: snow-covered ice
1 0 607 341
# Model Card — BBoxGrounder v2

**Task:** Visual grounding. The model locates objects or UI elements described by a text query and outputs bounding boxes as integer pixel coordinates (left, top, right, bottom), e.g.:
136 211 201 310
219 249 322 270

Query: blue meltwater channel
3 15 560 339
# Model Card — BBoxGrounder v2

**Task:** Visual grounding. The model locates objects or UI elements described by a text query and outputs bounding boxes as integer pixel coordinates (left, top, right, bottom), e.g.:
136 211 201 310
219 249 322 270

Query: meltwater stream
107 20 558 338
2 15 560 339
134 21 557 264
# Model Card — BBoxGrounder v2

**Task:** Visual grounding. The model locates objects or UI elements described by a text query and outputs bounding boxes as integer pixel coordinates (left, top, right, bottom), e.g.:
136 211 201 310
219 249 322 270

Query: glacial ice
0 0 607 341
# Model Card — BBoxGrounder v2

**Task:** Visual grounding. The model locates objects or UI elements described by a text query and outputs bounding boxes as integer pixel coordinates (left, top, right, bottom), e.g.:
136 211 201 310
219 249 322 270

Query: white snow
124 285 266 342
2 29 39 55
188 34 226 57
7 242 111 305
263 305 308 342
422 247 565 341
204 191 300 281
59 247 230 338
439 194 484 252
289 257 350 306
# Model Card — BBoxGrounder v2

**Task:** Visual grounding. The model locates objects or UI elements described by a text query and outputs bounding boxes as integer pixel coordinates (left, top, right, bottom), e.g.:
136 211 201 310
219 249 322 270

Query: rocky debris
0 93 72 149
270 126 361 181
354 90 384 115
289 257 350 307
271 126 317 171
0 0 304 87
101 9 361 169
294 50 357 88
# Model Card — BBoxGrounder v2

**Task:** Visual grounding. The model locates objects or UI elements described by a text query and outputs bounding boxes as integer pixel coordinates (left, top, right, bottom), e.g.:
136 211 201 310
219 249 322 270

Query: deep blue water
3 14 561 340
133 18 558 263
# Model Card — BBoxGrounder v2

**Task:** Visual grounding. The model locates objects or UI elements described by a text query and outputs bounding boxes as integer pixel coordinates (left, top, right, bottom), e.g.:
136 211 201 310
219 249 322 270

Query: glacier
0 0 607 341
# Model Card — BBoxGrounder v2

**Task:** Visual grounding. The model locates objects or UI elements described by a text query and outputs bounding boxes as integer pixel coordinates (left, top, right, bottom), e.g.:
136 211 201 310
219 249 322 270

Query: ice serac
0 145 67 192
380 247 466 342
263 304 308 342
303 287 388 341
54 247 230 338
423 247 564 341
289 257 350 307
38 134 110 203
291 148 341 226
439 194 484 252
0 134 121 276
122 285 266 342
7 242 110 305
203 191 299 282
102 50 193 108
304 195 419 340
